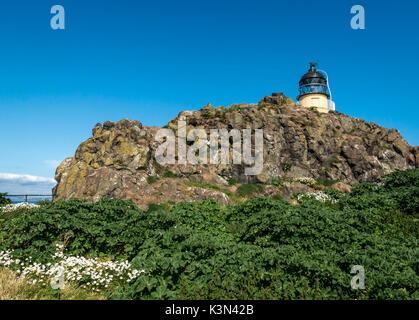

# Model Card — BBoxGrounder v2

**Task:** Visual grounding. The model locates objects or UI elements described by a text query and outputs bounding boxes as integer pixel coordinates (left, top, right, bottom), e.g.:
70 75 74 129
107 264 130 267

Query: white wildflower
297 191 338 203
295 177 317 187
0 246 144 291
1 202 40 212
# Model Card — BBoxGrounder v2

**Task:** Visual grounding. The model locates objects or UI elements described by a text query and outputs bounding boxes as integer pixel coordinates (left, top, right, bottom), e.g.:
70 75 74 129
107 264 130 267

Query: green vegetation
152 159 164 174
308 107 320 115
225 104 245 113
282 163 292 172
228 178 238 186
187 181 221 191
147 176 159 184
343 128 359 135
316 177 339 187
325 155 341 172
162 170 179 178
201 111 215 118
270 178 283 188
379 144 393 151
129 129 147 143
271 194 284 201
186 181 241 203
236 183 265 197
0 169 417 300
0 193 12 207
302 120 314 127
346 168 418 215
0 267 105 300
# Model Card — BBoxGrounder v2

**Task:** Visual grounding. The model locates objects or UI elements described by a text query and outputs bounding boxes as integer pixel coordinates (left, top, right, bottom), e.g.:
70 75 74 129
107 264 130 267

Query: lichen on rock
53 95 418 209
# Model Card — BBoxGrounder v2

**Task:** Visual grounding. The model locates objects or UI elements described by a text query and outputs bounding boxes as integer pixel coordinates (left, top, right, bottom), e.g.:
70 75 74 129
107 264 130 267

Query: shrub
0 199 176 262
0 169 417 300
382 168 418 189
147 203 164 212
344 169 418 215
0 193 12 207
114 191 418 300
350 182 379 195
36 200 52 206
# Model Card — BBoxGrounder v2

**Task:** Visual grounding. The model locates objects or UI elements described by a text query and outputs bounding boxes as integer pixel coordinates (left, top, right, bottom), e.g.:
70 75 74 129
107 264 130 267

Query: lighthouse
297 62 333 113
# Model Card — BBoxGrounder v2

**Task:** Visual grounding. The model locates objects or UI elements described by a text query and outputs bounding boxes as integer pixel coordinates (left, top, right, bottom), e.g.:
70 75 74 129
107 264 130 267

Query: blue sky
0 0 418 194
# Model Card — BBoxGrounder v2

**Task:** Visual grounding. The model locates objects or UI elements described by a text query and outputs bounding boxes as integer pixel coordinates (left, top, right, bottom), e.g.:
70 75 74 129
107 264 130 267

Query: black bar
0 300 412 318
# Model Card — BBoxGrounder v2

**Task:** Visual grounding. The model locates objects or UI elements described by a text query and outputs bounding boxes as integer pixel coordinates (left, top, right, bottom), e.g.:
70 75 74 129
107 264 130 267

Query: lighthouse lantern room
297 62 333 113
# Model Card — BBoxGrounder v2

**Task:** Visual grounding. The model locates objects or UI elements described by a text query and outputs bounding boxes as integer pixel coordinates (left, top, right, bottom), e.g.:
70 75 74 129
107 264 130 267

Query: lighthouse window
299 83 328 96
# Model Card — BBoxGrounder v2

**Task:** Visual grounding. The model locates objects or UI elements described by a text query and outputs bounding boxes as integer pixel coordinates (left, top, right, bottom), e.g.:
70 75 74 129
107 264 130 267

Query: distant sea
7 196 53 204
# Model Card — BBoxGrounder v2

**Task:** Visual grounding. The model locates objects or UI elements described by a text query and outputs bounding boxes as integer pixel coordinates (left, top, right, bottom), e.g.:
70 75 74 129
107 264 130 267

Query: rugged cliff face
53 94 418 209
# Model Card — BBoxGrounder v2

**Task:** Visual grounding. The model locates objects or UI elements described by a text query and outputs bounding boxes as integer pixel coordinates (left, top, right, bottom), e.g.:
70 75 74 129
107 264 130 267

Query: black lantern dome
297 62 330 100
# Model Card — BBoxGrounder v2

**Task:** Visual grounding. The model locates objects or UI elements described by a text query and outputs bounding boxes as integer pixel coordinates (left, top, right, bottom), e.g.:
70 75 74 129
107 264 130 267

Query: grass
325 155 341 172
270 178 283 188
282 163 292 172
187 181 221 191
147 176 159 184
228 178 238 186
186 181 243 203
0 268 105 300
152 160 179 179
201 111 215 118
236 183 265 197
316 177 338 187
162 170 179 178
271 194 284 201
185 181 268 202
308 107 320 115
129 129 147 143
302 120 314 127
343 128 358 135
153 160 164 174
379 144 393 151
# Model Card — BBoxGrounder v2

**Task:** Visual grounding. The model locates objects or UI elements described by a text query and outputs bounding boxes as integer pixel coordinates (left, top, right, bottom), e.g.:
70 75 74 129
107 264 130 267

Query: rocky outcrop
53 94 418 209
